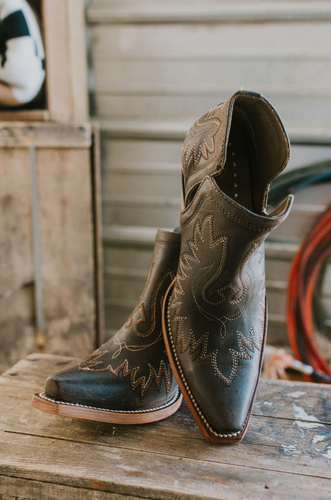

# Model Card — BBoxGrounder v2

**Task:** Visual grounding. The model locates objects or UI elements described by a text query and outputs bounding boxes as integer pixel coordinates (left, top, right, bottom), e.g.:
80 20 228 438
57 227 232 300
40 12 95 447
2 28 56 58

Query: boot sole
162 278 267 444
31 389 182 424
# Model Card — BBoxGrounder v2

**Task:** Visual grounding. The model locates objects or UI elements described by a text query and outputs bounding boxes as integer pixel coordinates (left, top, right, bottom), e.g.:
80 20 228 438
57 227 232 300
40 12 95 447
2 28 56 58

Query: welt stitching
37 388 180 414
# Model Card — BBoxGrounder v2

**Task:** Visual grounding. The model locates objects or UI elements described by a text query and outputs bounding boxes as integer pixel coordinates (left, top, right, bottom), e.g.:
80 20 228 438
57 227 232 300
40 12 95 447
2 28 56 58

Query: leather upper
167 91 293 437
168 177 292 434
45 230 181 412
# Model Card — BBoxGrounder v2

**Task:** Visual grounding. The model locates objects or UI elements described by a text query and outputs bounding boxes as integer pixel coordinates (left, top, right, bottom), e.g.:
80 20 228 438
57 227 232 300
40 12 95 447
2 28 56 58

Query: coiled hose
269 161 331 383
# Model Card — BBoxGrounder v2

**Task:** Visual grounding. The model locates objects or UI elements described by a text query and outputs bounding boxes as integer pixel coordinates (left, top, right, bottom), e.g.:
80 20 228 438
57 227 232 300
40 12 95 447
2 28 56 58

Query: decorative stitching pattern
112 331 164 358
167 304 252 438
204 103 224 119
182 116 221 174
176 323 262 387
170 214 228 340
37 388 181 414
213 243 260 305
79 260 177 397
168 213 265 387
125 267 176 337
178 328 209 357
192 242 264 338
81 354 173 397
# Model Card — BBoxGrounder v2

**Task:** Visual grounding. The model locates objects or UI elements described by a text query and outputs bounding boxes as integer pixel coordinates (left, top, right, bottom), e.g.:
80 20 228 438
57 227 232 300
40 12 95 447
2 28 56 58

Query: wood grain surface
0 354 330 499
0 124 101 373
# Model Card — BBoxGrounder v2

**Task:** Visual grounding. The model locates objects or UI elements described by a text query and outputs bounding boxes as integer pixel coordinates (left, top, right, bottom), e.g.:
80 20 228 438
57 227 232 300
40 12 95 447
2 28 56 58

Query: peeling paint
296 420 325 430
322 446 331 460
312 434 327 445
285 391 306 398
285 444 297 451
292 403 325 429
117 464 139 472
292 403 322 422
282 444 300 456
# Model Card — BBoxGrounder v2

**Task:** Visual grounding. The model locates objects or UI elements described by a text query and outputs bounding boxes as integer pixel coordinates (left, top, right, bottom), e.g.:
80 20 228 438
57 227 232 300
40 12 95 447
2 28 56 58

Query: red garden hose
287 204 331 382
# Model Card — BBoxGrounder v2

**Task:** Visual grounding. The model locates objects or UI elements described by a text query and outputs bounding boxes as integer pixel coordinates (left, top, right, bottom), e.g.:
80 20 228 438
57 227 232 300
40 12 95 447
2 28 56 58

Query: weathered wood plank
2 385 331 479
1 355 331 498
42 0 88 123
99 118 331 144
42 0 71 123
103 200 180 227
0 429 330 500
0 354 78 387
0 151 36 374
93 59 331 95
66 0 89 123
90 22 331 60
91 123 105 346
2 354 330 425
36 150 95 358
88 1 331 24
0 109 50 121
94 94 331 140
2 355 331 481
0 123 91 148
0 124 100 373
94 94 331 137
0 475 139 500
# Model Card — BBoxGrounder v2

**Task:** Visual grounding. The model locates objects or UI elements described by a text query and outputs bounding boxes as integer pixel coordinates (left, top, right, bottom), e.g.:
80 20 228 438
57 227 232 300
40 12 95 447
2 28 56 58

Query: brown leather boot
162 90 293 443
32 230 182 424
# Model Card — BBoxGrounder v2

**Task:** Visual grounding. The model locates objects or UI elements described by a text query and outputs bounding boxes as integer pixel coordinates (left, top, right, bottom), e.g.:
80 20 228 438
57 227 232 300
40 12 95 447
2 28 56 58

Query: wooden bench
0 353 330 499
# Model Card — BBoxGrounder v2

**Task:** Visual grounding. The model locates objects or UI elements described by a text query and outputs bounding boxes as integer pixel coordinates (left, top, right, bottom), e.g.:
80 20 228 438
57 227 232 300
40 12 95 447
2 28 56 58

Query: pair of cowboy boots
32 90 293 444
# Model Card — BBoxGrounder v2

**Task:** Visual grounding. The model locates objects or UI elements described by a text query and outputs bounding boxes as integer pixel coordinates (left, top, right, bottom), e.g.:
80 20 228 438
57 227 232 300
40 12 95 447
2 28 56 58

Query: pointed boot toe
163 90 293 443
44 375 59 401
32 230 183 424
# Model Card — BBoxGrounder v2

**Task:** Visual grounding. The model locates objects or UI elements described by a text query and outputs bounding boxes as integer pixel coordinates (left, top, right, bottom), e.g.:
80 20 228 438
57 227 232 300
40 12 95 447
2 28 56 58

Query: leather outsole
31 389 182 425
162 278 268 444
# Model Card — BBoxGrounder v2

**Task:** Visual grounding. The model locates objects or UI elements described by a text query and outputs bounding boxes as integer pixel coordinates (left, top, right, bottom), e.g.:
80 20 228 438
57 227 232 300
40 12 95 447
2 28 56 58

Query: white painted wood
99 119 331 143
103 194 180 208
93 59 331 94
95 94 331 131
90 22 331 59
88 1 331 24
103 225 160 246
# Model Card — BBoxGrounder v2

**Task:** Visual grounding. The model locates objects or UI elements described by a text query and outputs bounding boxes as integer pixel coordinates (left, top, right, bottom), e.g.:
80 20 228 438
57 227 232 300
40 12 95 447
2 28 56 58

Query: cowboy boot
162 90 293 443
32 230 182 424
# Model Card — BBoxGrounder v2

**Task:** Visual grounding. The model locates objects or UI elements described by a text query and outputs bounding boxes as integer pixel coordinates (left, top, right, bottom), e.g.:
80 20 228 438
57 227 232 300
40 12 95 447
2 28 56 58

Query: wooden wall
86 0 331 344
0 124 100 373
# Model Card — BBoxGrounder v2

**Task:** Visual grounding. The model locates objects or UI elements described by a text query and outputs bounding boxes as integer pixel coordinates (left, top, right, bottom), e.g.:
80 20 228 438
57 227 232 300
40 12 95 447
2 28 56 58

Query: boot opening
215 94 289 215
215 107 258 213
